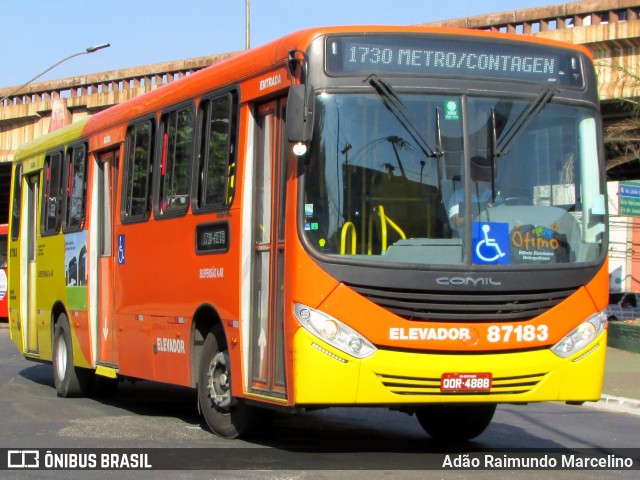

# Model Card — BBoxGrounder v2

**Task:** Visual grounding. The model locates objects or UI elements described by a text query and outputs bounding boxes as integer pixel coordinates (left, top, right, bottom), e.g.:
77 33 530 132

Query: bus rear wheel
415 404 496 441
52 313 91 398
197 328 266 439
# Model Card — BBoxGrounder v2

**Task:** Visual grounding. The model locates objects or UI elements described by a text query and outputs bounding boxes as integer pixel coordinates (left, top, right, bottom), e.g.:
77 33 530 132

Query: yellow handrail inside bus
340 222 356 255
367 205 406 254
367 213 374 255
227 162 236 204
379 205 406 251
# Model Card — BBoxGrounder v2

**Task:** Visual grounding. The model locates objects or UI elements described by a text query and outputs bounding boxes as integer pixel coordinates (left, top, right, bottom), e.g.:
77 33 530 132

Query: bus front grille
376 372 548 396
347 284 577 322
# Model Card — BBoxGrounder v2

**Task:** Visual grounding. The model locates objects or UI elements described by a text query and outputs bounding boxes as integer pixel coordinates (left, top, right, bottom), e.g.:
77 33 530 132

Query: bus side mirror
286 84 314 144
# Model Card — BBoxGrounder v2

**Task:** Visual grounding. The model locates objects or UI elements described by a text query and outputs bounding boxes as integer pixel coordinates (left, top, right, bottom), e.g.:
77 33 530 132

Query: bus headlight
294 303 377 359
551 311 607 358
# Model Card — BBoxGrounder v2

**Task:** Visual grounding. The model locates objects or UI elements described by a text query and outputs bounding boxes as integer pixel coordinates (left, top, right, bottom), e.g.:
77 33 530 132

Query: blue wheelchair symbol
472 222 510 265
117 234 125 265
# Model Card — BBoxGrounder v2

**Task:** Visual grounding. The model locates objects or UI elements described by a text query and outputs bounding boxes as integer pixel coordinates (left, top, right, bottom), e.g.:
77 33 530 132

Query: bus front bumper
292 327 606 406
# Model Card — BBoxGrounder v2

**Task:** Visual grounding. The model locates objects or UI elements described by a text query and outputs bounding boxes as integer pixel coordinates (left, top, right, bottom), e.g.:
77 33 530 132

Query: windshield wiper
367 75 442 159
493 84 556 158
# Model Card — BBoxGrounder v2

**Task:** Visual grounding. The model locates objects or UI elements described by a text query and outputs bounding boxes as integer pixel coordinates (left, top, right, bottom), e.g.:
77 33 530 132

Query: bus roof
13 117 89 163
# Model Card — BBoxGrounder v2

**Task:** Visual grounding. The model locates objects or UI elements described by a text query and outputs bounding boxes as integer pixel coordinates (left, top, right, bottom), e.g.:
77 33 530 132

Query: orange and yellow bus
7 26 608 441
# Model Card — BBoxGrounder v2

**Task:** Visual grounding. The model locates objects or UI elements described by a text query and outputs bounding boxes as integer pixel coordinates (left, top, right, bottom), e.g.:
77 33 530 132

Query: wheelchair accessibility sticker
472 222 510 265
117 234 125 265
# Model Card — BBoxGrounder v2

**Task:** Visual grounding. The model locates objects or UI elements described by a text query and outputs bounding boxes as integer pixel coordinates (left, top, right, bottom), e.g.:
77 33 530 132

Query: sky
0 0 552 88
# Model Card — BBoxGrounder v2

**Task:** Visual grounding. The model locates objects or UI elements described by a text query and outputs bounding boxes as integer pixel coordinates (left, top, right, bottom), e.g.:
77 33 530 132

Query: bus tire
197 328 267 439
416 403 496 441
52 313 91 398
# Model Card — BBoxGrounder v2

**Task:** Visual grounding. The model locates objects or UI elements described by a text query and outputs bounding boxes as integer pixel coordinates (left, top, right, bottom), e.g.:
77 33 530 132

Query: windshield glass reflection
303 92 604 267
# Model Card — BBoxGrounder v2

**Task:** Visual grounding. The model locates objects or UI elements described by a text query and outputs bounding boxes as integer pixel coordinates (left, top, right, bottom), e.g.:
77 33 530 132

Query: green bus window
41 151 63 235
63 144 88 232
122 120 154 222
157 105 194 217
195 91 237 212
10 164 22 241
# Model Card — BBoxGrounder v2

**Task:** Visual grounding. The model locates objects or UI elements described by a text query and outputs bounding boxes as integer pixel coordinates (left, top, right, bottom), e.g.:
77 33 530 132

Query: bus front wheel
197 328 267 439
52 313 91 398
415 404 496 441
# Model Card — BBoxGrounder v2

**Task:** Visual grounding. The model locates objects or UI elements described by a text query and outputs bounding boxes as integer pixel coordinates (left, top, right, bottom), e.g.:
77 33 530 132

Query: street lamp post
246 0 250 50
1 43 111 104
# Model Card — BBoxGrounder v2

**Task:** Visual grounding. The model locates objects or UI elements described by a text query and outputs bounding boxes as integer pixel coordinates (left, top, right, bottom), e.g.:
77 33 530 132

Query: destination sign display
196 221 229 254
326 35 584 87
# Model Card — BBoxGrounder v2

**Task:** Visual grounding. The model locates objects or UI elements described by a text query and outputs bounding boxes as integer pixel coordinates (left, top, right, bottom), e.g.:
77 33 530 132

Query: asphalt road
1 326 639 479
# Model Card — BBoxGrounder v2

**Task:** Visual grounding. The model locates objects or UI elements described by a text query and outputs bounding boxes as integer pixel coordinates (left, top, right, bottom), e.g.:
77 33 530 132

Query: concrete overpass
0 52 240 164
0 0 639 176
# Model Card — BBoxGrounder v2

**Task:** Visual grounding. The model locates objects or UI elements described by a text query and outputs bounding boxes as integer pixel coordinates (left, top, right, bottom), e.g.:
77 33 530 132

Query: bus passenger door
24 174 39 353
96 150 119 366
248 99 288 399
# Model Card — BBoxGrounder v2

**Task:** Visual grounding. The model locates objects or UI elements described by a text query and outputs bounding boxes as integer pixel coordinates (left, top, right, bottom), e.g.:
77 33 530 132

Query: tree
596 60 640 179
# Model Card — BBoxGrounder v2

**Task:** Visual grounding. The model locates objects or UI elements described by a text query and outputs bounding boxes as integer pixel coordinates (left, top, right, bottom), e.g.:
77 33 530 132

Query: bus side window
122 119 155 222
155 104 194 218
10 163 22 241
62 143 88 232
41 150 63 236
193 91 238 212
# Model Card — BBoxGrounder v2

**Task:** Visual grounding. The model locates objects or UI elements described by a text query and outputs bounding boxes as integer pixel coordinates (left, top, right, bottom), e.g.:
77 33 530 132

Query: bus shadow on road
16 364 577 453
258 406 568 452
18 363 201 423
18 363 56 388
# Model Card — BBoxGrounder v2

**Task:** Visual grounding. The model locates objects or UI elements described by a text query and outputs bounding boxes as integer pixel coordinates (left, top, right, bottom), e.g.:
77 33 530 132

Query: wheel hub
206 351 233 409
55 335 67 380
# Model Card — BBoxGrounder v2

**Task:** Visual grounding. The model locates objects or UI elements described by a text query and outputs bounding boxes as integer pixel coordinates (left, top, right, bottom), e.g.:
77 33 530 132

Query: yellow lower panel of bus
292 328 606 405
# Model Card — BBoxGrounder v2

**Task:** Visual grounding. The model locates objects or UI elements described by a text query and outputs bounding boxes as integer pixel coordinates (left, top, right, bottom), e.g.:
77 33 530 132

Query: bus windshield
303 91 605 266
